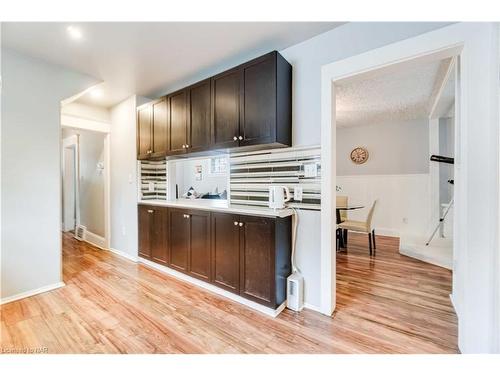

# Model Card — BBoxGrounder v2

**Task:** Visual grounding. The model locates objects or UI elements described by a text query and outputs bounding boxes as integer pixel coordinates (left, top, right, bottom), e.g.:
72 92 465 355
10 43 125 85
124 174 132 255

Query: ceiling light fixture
90 89 103 99
67 26 83 40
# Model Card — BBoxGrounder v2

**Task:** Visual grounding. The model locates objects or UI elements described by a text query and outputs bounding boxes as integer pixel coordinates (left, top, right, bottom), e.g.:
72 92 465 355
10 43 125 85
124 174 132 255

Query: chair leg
372 229 376 250
343 229 348 245
368 233 372 256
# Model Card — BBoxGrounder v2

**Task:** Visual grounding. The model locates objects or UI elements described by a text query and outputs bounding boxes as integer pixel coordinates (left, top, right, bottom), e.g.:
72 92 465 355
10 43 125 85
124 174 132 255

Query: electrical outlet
304 163 318 178
294 187 303 201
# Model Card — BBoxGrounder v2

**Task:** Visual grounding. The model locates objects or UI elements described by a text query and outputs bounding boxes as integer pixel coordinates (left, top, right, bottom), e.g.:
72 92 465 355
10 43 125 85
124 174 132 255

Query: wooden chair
338 200 378 255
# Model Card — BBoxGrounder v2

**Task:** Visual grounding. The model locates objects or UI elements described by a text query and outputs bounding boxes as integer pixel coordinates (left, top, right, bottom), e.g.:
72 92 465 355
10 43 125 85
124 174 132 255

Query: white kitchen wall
62 128 106 237
61 102 111 123
109 96 141 259
0 48 98 301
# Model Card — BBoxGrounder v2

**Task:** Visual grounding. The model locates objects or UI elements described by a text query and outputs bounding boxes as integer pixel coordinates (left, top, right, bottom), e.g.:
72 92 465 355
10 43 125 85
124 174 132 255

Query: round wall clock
350 147 369 164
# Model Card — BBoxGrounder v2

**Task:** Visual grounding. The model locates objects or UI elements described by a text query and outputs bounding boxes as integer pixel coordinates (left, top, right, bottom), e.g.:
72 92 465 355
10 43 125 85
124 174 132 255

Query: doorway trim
320 23 499 353
62 135 80 232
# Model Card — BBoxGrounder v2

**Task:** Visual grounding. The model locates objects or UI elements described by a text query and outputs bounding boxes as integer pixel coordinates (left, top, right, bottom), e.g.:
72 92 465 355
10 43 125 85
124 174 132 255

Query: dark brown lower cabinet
211 212 240 293
187 210 211 281
138 205 169 263
169 208 190 272
138 205 291 309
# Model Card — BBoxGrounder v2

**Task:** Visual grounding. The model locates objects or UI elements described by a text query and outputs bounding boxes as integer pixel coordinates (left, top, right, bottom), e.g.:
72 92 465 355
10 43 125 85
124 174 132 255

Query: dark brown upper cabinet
187 79 212 153
137 98 168 160
137 105 153 160
137 51 291 159
168 89 188 155
151 98 169 158
212 68 242 149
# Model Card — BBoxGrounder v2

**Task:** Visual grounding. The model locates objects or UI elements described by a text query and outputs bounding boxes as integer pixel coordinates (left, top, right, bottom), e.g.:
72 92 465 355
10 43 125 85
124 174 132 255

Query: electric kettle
268 186 292 209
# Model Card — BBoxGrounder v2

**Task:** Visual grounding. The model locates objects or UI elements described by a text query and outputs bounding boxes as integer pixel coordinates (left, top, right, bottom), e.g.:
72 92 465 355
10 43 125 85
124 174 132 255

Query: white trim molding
0 282 65 305
108 248 139 263
84 230 107 249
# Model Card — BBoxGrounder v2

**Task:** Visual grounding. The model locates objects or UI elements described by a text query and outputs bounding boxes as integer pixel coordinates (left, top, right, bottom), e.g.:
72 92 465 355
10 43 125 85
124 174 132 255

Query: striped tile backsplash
229 146 321 210
139 160 167 200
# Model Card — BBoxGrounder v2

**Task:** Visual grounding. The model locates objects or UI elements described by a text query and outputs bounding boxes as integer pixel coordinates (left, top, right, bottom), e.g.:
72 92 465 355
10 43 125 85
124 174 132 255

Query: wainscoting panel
336 174 431 237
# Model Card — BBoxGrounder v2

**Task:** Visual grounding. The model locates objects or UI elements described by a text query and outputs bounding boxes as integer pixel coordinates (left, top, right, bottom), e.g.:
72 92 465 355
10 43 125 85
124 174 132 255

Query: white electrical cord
290 207 299 273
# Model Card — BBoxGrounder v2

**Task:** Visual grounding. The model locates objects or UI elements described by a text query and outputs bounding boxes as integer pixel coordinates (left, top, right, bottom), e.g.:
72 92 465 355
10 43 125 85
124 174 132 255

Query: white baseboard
138 257 286 318
0 282 65 305
84 230 106 249
303 302 322 313
108 247 139 262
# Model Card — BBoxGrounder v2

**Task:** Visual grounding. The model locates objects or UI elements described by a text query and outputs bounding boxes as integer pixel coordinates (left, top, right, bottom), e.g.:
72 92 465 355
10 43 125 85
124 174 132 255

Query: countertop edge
138 200 293 218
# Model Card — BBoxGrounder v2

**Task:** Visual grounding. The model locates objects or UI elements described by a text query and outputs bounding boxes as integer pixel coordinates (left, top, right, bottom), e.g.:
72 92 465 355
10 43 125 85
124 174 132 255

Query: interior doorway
321 23 500 353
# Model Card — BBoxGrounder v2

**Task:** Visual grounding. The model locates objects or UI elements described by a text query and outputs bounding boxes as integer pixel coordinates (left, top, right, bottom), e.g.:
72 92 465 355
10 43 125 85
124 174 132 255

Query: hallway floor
0 232 458 353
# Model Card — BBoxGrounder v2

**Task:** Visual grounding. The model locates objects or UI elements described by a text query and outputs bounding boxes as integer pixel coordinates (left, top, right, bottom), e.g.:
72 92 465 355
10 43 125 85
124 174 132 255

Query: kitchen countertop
138 199 293 218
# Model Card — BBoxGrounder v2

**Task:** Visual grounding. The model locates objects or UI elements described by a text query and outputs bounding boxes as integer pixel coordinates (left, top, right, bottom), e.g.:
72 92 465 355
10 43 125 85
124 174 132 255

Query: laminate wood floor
0 232 458 354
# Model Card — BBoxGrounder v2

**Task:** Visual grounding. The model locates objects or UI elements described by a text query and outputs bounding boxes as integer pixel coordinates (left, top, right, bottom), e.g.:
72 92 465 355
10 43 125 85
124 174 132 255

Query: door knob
238 136 243 141
233 136 238 141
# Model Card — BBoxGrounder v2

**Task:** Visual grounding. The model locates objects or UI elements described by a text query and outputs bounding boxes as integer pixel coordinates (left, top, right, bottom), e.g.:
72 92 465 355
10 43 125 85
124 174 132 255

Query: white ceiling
335 57 453 128
2 22 343 108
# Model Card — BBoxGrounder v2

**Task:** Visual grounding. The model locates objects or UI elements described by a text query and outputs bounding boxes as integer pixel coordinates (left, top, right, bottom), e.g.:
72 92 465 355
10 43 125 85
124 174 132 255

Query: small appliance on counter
268 186 292 209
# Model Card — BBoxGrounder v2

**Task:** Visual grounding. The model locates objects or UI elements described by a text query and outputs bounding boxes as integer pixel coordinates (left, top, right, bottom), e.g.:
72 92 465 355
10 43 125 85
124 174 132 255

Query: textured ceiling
335 57 452 128
2 22 343 108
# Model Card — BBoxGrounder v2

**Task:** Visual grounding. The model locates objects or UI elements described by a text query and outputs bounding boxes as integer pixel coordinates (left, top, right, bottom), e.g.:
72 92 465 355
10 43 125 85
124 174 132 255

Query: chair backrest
366 199 378 230
336 195 348 222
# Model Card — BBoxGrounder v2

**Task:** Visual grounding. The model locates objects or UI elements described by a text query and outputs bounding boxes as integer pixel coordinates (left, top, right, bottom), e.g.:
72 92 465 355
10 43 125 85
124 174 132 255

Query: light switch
304 163 318 178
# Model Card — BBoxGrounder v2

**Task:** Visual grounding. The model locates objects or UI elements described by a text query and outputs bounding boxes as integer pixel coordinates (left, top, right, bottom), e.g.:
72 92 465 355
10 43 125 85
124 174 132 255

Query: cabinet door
212 69 241 149
168 90 188 155
187 79 212 153
137 105 152 159
151 206 169 266
188 210 211 281
240 53 276 146
239 216 275 307
169 208 190 272
138 205 153 259
151 98 168 158
211 212 240 293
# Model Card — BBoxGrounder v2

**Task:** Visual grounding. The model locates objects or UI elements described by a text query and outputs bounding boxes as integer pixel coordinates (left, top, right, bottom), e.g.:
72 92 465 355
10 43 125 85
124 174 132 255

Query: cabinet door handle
184 214 190 219
182 144 186 149
233 136 238 141
185 144 189 148
234 221 239 226
147 209 154 213
238 136 243 141
239 222 244 227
